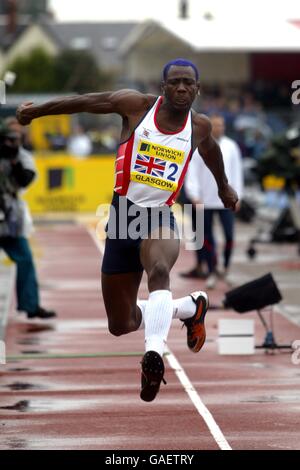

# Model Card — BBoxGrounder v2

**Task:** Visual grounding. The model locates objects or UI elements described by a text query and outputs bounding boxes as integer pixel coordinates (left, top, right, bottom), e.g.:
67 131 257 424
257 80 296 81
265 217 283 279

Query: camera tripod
255 307 293 352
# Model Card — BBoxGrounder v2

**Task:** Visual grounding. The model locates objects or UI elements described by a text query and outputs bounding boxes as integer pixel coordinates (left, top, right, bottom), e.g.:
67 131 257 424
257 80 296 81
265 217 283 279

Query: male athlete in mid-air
17 59 238 402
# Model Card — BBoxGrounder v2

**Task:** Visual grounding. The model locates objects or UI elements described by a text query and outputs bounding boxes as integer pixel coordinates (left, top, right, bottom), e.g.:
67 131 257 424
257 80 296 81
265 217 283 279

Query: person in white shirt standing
67 124 92 158
184 114 243 289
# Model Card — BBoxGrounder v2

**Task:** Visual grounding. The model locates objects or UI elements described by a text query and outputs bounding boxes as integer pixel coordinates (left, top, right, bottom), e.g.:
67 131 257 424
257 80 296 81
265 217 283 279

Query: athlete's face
162 66 200 111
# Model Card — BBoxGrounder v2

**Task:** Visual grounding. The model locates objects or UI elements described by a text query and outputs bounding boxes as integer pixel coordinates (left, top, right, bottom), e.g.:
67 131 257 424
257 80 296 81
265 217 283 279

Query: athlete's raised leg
101 271 143 336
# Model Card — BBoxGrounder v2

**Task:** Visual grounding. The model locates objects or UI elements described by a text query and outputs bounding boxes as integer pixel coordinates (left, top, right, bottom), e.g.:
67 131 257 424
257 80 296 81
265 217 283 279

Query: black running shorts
101 192 179 274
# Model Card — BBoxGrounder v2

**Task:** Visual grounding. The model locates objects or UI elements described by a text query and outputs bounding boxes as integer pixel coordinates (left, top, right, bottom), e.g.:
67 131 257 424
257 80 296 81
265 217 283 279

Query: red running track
0 223 299 450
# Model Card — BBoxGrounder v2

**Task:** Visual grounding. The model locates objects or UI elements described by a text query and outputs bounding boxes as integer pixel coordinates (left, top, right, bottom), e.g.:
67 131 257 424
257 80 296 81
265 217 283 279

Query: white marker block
218 319 255 355
0 341 6 364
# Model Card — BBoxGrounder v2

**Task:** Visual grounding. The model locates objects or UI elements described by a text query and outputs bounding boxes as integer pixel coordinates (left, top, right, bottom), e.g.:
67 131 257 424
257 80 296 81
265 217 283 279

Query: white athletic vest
114 96 193 207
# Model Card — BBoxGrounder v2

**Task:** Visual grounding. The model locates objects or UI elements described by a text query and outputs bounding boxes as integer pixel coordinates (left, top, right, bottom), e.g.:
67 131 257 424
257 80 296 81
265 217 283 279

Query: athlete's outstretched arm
197 116 238 210
16 89 151 126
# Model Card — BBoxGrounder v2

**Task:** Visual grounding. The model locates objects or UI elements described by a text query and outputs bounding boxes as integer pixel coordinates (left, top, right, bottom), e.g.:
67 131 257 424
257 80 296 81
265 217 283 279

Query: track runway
0 222 299 450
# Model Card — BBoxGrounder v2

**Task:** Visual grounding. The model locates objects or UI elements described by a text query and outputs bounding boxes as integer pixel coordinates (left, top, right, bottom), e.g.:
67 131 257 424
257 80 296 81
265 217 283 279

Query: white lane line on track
165 346 232 450
86 225 232 451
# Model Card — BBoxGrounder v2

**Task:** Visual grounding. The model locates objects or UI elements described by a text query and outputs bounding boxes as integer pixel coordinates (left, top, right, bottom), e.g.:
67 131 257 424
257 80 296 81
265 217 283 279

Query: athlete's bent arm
197 116 238 210
16 90 152 126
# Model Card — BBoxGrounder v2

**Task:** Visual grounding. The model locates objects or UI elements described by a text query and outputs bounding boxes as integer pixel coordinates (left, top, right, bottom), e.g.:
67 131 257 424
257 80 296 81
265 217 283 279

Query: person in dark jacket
0 119 56 319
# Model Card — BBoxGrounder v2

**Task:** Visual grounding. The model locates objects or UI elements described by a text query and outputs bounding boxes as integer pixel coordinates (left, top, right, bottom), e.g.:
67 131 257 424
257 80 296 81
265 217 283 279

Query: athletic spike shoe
140 351 166 402
182 291 209 353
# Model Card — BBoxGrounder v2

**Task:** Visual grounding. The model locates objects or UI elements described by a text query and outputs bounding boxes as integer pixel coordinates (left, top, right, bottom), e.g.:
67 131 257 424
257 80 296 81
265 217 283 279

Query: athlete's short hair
162 58 199 82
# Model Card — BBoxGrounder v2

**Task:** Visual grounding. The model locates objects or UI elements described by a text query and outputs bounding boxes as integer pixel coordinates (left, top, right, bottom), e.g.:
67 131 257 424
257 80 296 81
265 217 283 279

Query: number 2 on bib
167 163 179 182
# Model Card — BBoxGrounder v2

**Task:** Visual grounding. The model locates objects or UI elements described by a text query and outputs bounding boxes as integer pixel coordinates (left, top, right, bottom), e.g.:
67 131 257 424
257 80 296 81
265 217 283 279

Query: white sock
144 290 173 357
137 295 196 330
172 296 196 320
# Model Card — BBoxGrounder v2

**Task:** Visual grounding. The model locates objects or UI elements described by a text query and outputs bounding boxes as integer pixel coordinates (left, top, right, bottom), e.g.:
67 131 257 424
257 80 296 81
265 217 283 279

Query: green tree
7 47 112 93
8 47 57 92
54 49 111 94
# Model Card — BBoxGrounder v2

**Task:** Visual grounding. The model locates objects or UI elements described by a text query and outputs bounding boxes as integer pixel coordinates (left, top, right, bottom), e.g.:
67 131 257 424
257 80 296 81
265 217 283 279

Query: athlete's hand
218 183 239 211
16 102 35 126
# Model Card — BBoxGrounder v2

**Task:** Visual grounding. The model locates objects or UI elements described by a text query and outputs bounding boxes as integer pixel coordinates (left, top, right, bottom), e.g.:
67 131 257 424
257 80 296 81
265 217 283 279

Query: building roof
0 23 28 51
0 19 138 69
121 18 300 54
45 21 138 68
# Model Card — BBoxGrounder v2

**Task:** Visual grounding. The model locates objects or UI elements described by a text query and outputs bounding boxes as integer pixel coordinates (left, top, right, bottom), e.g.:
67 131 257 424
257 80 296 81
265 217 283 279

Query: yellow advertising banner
23 154 115 214
30 115 71 150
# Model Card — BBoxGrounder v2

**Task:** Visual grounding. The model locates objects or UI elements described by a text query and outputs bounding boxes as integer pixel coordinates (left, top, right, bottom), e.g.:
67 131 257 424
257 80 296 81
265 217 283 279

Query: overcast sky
49 0 300 22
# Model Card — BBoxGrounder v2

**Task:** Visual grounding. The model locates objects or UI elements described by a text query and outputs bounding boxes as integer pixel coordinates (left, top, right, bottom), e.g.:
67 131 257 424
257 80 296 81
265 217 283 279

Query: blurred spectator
0 118 56 320
45 126 67 151
4 116 34 151
67 125 92 158
183 114 244 289
89 125 120 154
100 125 119 153
251 129 269 160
